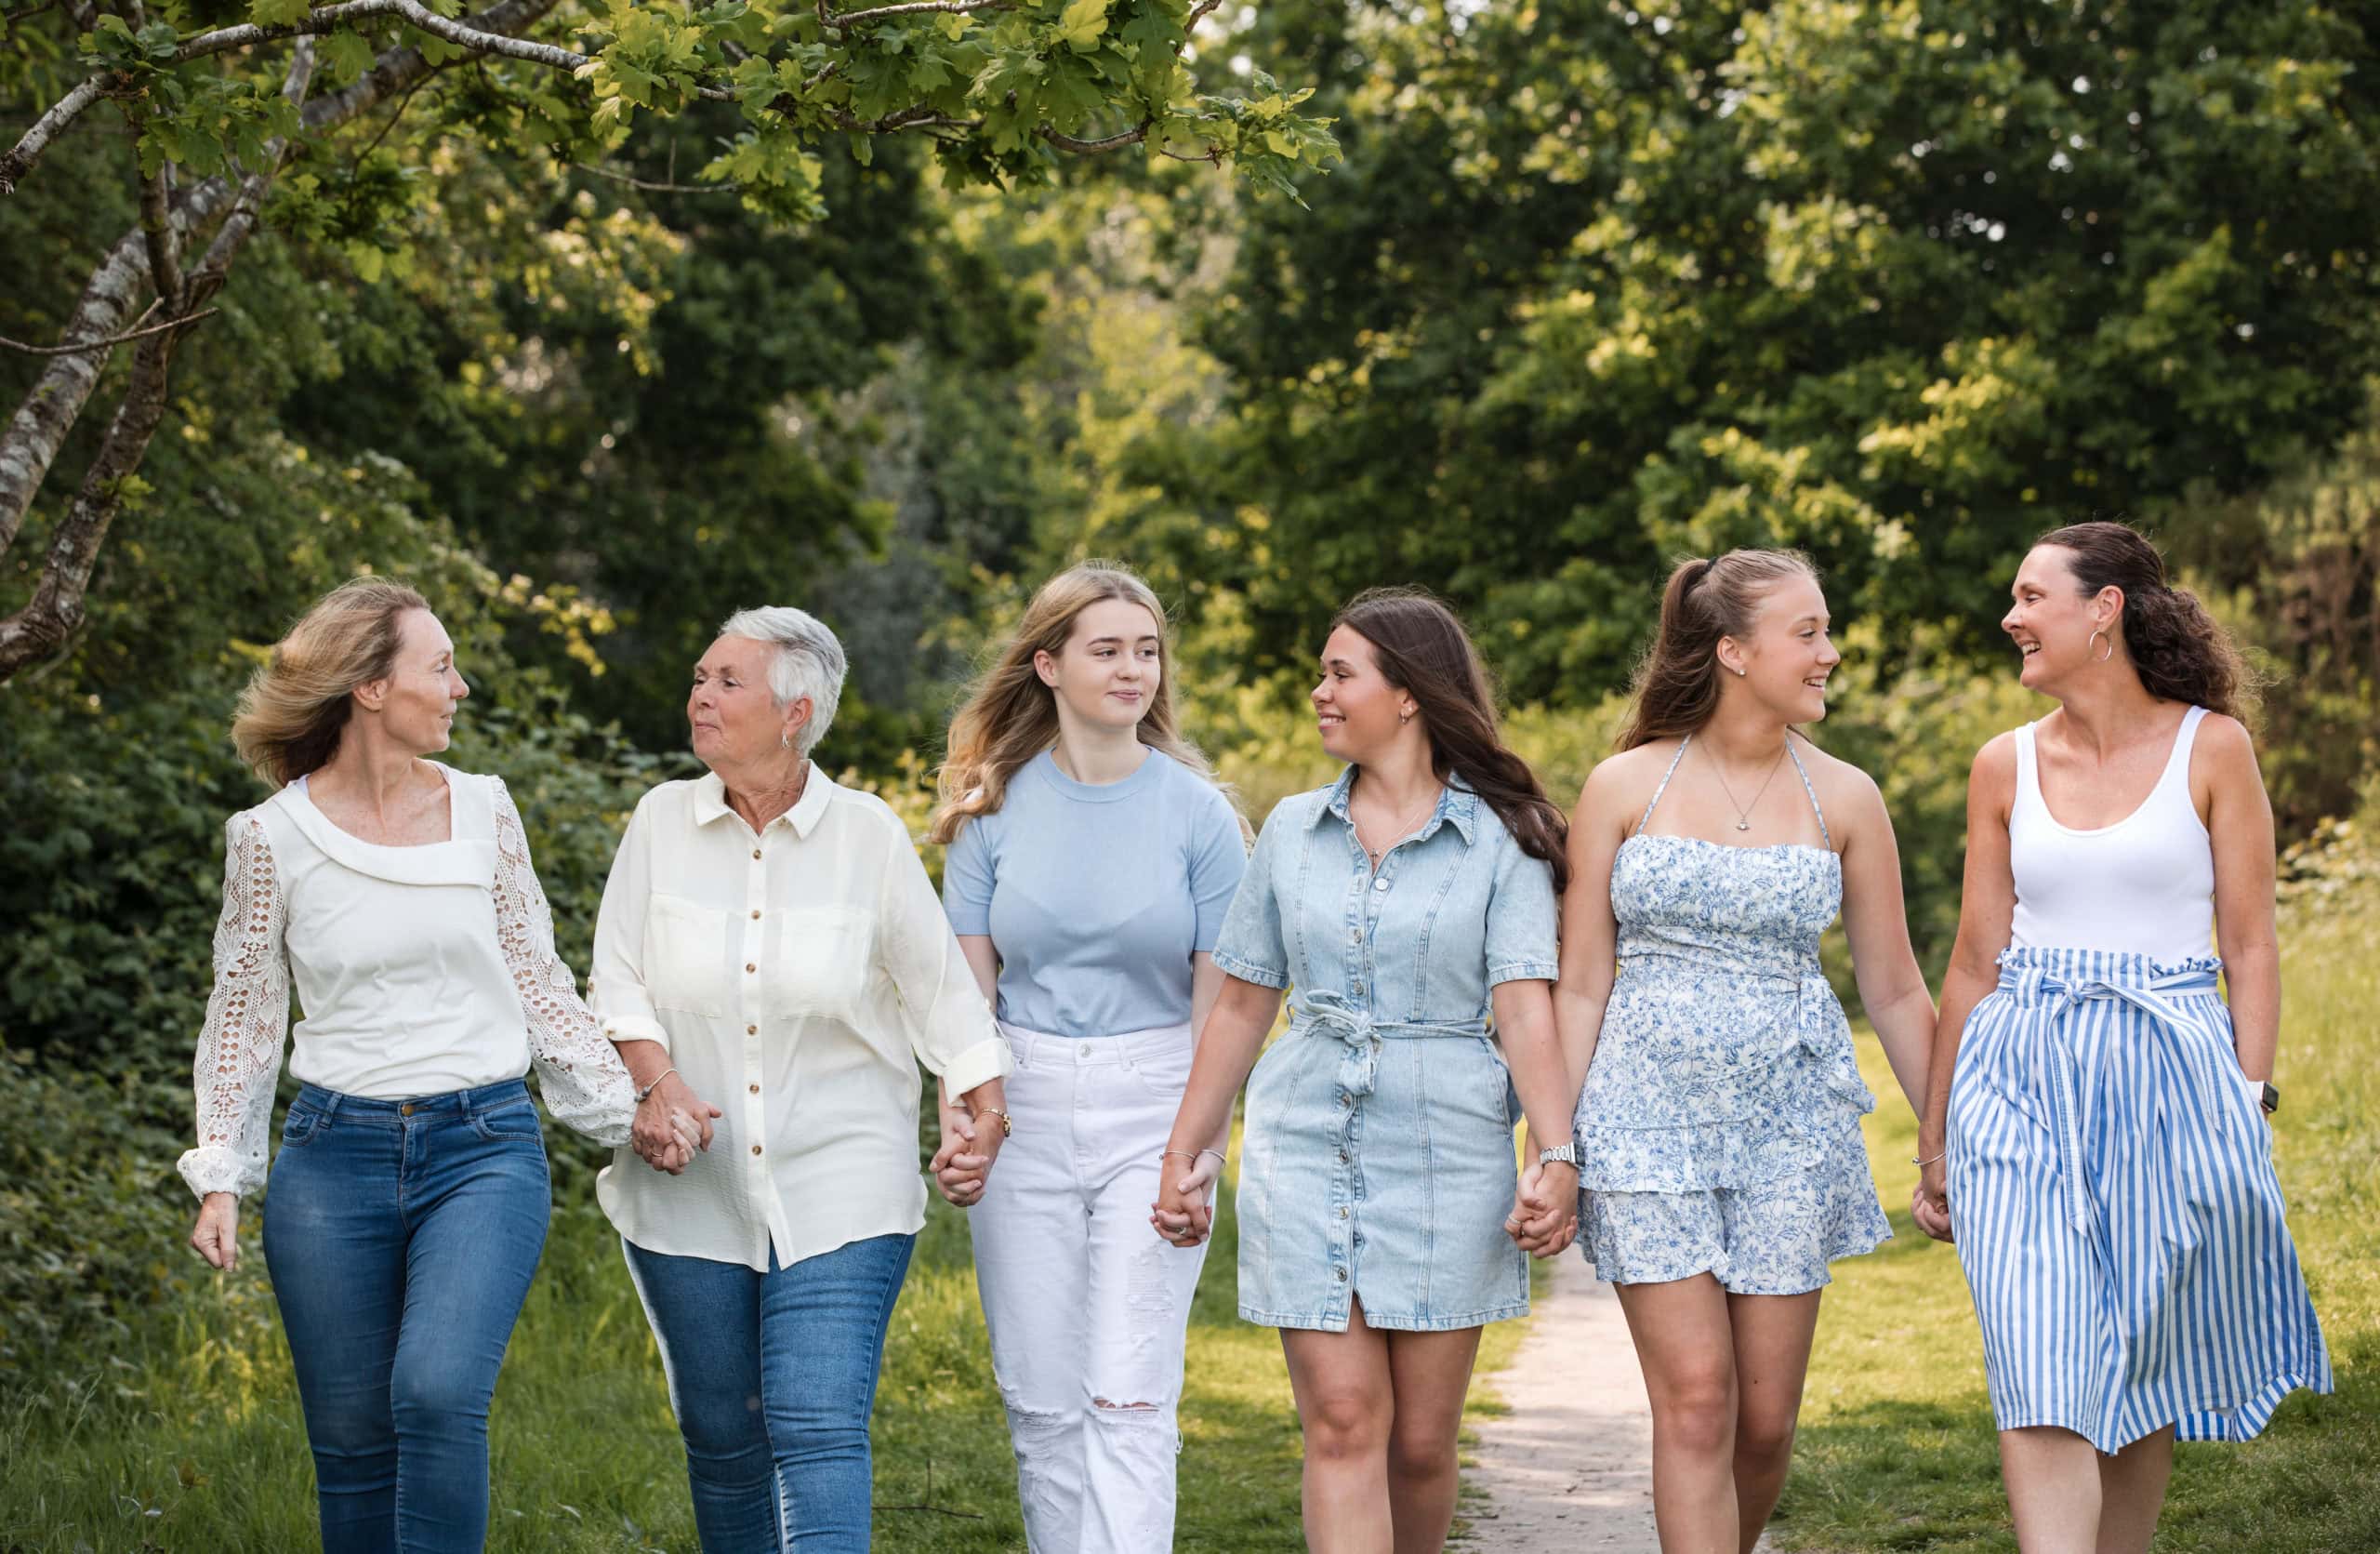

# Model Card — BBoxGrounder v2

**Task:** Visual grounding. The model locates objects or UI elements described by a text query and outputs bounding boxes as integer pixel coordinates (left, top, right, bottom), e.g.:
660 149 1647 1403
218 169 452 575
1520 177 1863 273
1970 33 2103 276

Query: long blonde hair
929 563 1234 843
231 578 430 787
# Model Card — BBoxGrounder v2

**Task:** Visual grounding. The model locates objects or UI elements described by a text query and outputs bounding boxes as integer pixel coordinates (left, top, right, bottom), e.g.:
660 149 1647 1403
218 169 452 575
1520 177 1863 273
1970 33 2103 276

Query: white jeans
971 1021 1210 1554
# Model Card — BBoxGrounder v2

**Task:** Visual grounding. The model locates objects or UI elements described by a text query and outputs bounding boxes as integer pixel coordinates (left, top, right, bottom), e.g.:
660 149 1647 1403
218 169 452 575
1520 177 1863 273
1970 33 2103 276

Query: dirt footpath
1458 1251 1775 1552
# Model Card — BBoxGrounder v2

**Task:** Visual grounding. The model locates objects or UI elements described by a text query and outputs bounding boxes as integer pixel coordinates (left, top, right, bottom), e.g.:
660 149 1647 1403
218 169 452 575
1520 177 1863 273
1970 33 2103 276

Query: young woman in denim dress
1154 589 1581 1554
1557 551 1938 1553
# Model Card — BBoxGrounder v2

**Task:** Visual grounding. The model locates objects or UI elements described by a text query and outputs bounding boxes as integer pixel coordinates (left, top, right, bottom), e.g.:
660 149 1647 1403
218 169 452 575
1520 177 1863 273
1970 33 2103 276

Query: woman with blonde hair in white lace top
179 577 641 1554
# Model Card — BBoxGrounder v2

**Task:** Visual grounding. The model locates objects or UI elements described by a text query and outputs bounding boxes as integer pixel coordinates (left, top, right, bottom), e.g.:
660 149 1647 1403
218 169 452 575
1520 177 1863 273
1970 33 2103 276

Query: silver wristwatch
1536 1141 1580 1168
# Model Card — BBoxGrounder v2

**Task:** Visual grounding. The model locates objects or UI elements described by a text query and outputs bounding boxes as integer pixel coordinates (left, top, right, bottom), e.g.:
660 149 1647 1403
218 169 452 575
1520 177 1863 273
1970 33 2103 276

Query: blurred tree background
4 0 2378 1534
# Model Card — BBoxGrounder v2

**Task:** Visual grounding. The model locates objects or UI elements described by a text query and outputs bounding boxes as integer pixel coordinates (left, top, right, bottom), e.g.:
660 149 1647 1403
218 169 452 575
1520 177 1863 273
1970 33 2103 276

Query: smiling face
1312 624 1415 764
688 635 806 772
2003 544 2117 693
1035 596 1163 732
1716 572 1840 724
364 608 468 754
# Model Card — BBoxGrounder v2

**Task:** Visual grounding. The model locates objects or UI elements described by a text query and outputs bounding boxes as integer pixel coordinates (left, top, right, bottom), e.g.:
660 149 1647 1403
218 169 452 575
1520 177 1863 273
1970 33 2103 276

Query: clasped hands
1148 1148 1223 1248
1504 1161 1579 1258
632 1069 721 1174
929 1097 1007 1207
1911 1149 1953 1242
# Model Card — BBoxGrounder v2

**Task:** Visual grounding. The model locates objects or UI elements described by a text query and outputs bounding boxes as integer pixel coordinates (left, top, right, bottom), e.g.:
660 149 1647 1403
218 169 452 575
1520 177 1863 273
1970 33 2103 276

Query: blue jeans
262 1079 550 1554
623 1232 916 1553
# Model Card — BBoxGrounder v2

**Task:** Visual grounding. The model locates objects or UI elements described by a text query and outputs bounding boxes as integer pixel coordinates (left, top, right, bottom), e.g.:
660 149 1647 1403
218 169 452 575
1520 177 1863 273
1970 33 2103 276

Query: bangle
1160 1149 1197 1162
635 1067 677 1106
1197 1149 1226 1165
1911 1149 1947 1167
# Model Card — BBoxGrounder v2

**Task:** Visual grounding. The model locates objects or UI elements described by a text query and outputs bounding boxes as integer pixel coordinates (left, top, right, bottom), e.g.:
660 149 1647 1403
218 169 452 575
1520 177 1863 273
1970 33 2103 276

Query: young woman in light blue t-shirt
928 563 1246 1554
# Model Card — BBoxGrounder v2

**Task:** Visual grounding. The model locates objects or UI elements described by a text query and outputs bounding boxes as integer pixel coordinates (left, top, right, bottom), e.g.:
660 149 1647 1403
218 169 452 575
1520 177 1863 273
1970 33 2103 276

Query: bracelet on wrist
635 1067 677 1106
1911 1149 1947 1167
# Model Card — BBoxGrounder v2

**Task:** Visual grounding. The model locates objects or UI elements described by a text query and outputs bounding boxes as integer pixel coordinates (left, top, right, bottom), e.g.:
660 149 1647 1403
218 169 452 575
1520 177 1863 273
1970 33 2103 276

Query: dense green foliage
5 0 2380 1540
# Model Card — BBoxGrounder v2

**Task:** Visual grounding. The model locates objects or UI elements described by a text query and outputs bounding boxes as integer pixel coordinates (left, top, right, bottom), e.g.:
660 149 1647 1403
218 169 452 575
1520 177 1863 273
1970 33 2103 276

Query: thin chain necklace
1700 735 1788 832
1355 782 1440 866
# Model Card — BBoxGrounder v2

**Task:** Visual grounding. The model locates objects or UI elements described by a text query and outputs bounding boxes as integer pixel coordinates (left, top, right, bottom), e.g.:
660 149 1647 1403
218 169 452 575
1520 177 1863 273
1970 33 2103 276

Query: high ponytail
2035 522 2255 721
1618 550 1819 750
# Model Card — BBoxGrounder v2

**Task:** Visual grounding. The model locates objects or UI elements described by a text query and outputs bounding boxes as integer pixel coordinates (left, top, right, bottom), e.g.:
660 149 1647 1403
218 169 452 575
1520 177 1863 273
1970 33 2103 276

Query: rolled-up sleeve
879 818 1011 1094
1210 800 1293 989
1484 831 1559 986
588 792 669 1051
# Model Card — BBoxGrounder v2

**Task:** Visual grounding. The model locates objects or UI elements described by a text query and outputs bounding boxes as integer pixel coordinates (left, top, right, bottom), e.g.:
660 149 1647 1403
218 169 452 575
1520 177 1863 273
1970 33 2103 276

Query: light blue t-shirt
941 747 1248 1040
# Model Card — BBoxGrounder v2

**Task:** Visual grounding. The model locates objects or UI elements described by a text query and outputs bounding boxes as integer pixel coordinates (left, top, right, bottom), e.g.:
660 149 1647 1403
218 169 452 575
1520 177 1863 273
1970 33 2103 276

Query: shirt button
747 1024 758 1035
1334 1268 1348 1282
751 848 762 860
1337 1149 1349 1163
750 1144 763 1155
1336 1205 1349 1219
746 963 757 974
1338 1095 1353 1109
1372 878 1390 892
748 1083 760 1095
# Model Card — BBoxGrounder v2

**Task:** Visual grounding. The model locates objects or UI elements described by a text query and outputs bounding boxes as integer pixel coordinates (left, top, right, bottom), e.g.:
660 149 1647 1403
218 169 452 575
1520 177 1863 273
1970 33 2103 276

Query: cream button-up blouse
177 764 638 1201
588 768 1010 1270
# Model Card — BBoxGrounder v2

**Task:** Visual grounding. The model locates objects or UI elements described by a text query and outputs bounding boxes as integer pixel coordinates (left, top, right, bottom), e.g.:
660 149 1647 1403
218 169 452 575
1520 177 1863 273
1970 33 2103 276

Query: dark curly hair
2035 521 2254 721
1330 588 1571 892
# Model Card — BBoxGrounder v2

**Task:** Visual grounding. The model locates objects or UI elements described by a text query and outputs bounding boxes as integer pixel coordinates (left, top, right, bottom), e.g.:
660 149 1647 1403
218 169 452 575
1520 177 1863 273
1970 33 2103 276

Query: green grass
1768 886 2380 1553
0 1117 1548 1553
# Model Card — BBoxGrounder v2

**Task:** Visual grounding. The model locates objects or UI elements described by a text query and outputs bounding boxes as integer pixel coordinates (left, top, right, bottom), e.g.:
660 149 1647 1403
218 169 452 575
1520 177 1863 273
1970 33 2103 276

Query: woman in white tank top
1915 522 2329 1553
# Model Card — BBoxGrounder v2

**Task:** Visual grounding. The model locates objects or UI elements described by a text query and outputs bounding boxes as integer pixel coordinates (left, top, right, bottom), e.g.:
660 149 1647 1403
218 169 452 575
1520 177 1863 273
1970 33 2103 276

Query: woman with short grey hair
589 604 1012 1552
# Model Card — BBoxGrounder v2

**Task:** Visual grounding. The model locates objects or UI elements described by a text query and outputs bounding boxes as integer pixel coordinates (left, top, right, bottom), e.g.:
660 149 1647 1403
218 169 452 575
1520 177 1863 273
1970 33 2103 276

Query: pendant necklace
1355 785 1440 866
1704 737 1788 832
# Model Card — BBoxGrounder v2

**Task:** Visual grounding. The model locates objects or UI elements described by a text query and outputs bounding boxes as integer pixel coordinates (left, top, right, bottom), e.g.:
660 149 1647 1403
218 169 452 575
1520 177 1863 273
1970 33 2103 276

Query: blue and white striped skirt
1947 947 2331 1453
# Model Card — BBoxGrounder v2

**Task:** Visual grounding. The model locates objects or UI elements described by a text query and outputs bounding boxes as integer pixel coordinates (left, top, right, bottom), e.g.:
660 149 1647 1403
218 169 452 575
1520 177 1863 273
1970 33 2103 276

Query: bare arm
2201 717 2280 1082
1834 770 1937 1118
1916 735 2018 1236
1189 951 1230 1155
1151 975 1285 1244
1553 763 1629 1101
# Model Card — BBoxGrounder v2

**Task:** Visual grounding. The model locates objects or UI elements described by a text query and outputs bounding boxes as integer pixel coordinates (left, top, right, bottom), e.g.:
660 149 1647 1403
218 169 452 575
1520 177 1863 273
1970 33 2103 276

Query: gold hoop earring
2089 628 2114 664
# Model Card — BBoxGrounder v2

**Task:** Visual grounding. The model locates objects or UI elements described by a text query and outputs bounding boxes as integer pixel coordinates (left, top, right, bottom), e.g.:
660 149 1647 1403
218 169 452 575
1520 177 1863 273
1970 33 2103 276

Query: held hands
930 1100 1002 1207
1912 1155 1953 1242
1504 1161 1579 1258
1150 1149 1223 1248
190 1192 239 1271
634 1070 720 1175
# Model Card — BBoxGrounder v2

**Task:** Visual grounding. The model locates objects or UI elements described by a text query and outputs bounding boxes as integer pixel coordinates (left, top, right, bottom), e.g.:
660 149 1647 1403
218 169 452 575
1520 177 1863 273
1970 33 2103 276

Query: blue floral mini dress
1573 735 1889 1295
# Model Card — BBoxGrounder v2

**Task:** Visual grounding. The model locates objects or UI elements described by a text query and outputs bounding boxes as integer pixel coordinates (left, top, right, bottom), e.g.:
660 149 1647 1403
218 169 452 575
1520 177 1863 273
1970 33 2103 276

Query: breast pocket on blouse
768 908 877 1023
644 893 727 1017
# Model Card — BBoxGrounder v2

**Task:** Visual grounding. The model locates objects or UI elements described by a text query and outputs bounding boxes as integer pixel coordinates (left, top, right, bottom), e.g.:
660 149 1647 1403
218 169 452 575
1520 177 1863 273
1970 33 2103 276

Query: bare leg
1616 1276 1740 1554
2001 1425 2102 1554
2095 1426 2173 1554
1724 1289 1822 1553
1382 1324 1486 1554
1282 1299 1395 1554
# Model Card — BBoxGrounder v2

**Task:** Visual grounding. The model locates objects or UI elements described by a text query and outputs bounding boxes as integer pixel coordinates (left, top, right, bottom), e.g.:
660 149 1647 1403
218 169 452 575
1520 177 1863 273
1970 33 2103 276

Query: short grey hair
717 605 846 758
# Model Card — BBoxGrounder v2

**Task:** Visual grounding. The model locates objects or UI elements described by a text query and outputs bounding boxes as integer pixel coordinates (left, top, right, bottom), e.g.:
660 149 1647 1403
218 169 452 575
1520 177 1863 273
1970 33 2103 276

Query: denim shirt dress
1211 769 1559 1332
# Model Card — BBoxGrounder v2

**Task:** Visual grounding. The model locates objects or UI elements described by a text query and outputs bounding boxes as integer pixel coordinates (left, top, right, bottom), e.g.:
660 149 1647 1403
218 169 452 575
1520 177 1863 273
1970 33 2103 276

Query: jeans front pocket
280 1102 327 1148
470 1099 546 1145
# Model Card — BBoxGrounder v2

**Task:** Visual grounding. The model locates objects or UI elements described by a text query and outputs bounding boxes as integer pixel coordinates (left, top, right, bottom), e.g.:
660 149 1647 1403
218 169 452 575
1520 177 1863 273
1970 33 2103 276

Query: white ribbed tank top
2008 705 2215 962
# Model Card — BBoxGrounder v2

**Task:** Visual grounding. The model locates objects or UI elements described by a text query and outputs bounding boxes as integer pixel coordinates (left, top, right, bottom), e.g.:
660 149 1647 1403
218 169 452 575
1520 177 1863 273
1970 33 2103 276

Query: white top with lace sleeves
176 764 636 1202
490 780 635 1147
176 815 292 1201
